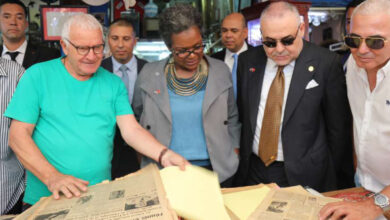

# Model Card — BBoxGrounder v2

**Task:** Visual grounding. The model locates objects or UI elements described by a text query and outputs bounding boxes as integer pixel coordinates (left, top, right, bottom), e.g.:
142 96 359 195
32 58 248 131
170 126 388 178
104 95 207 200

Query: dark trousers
199 163 234 188
5 193 23 215
246 153 289 187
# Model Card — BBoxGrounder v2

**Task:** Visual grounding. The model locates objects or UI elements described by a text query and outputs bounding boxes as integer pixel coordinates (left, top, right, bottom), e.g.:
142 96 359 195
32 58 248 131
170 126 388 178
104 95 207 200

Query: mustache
272 50 289 57
356 52 375 59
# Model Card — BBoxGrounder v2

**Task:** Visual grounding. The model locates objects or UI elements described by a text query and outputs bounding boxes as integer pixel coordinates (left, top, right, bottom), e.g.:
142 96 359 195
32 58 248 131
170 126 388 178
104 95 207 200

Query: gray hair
260 1 301 26
159 4 202 48
61 13 104 45
352 0 390 17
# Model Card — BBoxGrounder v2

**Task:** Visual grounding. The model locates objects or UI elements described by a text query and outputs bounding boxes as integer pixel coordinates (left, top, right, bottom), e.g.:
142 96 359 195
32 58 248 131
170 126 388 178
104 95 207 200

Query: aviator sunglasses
262 27 300 48
344 35 388 50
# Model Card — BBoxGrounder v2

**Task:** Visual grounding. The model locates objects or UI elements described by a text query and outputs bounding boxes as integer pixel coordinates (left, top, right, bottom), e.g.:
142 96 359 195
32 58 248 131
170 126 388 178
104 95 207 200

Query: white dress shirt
252 58 295 161
347 56 390 194
224 42 248 72
1 40 27 66
112 56 137 104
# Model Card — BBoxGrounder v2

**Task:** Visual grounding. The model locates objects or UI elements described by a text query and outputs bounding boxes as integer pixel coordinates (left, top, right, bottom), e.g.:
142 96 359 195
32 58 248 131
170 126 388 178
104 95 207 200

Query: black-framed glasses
262 27 300 48
344 35 388 50
65 38 105 55
171 44 205 58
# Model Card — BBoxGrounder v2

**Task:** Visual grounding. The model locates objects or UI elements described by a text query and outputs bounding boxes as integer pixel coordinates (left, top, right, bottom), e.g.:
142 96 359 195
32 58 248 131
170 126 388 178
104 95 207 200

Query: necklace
165 57 208 96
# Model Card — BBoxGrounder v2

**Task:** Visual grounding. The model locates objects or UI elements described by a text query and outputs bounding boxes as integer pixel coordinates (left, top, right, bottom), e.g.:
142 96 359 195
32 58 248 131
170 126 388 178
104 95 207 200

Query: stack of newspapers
0 164 340 220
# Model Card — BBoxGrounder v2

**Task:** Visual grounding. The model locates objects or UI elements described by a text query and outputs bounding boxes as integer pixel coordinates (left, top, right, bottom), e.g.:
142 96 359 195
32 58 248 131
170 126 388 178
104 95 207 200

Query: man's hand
160 149 190 170
319 198 383 220
46 172 89 199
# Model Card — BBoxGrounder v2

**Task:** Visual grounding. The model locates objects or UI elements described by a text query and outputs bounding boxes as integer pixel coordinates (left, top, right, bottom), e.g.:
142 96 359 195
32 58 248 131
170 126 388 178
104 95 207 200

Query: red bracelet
158 148 169 165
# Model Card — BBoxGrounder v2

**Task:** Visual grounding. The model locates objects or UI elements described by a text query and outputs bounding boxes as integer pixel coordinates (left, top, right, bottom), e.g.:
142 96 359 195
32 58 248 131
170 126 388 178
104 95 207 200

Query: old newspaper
15 164 177 220
248 188 341 220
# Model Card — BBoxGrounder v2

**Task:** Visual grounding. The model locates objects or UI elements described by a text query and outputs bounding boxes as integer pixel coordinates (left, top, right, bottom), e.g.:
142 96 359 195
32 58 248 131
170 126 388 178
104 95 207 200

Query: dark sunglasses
344 35 388 50
262 27 300 48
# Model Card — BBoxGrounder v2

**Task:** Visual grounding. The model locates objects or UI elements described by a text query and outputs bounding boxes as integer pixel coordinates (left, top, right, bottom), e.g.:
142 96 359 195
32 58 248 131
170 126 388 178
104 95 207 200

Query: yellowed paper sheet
160 165 230 220
0 215 17 220
15 164 176 220
223 185 270 220
248 188 341 220
283 185 312 195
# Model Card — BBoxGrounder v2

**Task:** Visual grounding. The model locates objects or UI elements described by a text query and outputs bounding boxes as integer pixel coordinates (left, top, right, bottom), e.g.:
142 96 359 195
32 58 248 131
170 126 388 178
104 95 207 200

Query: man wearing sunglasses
235 1 354 192
320 0 390 219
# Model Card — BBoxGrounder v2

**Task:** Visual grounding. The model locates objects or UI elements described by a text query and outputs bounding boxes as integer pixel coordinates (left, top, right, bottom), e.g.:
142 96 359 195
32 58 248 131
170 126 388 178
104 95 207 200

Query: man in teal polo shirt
4 13 188 206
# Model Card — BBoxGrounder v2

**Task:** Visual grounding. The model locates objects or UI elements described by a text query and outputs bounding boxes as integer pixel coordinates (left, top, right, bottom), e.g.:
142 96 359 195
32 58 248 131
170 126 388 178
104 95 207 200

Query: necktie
258 66 285 166
119 65 129 89
232 53 238 99
6 51 20 62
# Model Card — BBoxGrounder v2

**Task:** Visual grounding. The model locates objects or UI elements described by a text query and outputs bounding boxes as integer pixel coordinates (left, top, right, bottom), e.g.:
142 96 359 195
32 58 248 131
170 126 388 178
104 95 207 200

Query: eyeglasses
344 35 388 50
65 38 105 55
171 44 205 58
262 27 300 48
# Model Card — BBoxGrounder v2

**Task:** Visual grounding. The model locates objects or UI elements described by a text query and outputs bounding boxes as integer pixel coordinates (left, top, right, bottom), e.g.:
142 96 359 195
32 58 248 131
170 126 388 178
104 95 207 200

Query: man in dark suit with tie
235 1 354 192
212 12 249 98
0 0 60 68
101 18 147 179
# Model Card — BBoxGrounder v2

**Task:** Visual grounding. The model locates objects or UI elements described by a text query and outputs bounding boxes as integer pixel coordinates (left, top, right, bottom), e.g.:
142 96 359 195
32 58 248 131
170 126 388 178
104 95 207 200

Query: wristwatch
374 193 390 212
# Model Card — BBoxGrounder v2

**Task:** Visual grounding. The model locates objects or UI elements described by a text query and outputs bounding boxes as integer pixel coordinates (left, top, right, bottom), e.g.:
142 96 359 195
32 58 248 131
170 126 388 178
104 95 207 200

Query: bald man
212 13 250 98
235 1 354 192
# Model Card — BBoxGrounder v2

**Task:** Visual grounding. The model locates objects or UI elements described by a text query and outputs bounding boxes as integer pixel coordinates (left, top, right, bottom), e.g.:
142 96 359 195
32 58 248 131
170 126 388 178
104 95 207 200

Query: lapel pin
154 89 161 95
308 66 314 72
155 72 160 76
249 67 256 72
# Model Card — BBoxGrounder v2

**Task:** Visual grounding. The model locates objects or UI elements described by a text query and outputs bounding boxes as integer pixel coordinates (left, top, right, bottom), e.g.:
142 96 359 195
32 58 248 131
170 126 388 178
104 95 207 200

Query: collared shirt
252 58 295 161
0 58 25 214
112 56 137 104
346 56 390 193
1 40 28 66
224 42 248 72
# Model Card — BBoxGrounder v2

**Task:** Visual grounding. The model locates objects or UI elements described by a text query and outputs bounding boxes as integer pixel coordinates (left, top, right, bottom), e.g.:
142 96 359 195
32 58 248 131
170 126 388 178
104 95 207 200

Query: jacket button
146 125 151 130
223 120 228 125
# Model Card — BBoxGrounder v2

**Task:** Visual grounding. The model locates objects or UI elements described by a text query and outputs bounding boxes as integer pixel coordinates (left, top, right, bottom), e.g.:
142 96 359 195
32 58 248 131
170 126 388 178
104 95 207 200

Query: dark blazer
101 56 147 74
0 41 61 69
101 56 147 180
211 48 226 61
235 41 354 192
211 44 253 61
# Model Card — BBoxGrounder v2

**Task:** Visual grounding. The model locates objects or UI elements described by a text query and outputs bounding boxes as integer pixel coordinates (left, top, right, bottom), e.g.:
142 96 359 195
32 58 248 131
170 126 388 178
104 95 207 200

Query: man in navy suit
0 0 60 68
211 13 249 67
101 18 147 179
235 1 354 192
212 13 249 98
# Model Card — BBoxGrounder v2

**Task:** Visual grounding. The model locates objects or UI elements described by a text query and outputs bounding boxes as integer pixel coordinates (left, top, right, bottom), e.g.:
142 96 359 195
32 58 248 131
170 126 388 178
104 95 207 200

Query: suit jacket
101 56 147 179
101 56 147 74
0 41 61 69
211 48 226 61
235 41 354 192
132 55 240 182
210 44 253 61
